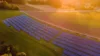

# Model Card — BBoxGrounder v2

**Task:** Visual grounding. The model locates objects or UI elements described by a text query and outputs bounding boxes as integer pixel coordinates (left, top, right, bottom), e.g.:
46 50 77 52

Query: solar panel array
53 32 100 56
3 15 60 41
3 15 100 56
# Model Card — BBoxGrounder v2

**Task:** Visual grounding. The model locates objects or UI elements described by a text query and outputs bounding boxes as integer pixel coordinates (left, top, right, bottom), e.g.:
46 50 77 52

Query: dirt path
18 5 100 39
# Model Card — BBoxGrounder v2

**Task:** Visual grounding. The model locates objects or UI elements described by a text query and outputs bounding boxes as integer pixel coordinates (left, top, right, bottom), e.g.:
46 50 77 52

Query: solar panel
13 17 41 40
31 24 58 39
53 41 90 56
63 50 77 56
3 20 11 27
13 17 27 29
19 17 57 40
57 33 100 49
21 16 59 36
60 33 100 45
56 37 100 53
17 18 31 29
54 39 100 56
3 15 61 41
6 19 20 31
10 18 22 30
28 31 40 40
20 16 59 34
62 54 66 56
20 17 39 25
37 30 50 41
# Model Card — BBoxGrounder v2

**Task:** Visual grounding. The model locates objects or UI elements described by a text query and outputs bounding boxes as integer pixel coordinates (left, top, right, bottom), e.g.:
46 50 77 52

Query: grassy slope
0 10 62 56
51 12 100 28
74 12 100 28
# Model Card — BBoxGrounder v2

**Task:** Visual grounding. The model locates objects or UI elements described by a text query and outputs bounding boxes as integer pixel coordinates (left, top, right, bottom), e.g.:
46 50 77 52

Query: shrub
0 1 19 10
10 4 19 10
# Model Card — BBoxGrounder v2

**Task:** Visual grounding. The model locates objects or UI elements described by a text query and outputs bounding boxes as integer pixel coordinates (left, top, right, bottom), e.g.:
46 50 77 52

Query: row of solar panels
3 15 59 41
3 15 100 56
53 33 100 56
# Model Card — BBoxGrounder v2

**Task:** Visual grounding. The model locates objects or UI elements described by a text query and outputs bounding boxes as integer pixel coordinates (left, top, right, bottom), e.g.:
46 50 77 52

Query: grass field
51 11 100 28
0 10 62 56
44 11 100 38
24 11 100 38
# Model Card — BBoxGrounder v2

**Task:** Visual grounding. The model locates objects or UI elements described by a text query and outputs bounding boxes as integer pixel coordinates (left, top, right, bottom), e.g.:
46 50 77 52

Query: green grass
0 10 62 56
50 11 100 41
0 10 22 19
51 12 100 28
73 12 100 28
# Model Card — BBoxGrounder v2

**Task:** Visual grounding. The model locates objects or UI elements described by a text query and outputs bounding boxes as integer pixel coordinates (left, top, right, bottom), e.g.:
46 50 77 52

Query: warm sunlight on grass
76 12 100 28
0 10 61 56
50 11 100 28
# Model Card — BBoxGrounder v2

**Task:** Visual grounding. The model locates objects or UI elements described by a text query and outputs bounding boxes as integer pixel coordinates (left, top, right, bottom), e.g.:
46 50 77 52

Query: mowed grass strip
0 10 61 56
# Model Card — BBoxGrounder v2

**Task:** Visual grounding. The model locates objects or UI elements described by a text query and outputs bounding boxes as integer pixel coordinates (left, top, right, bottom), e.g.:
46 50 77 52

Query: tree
48 0 62 8
4 0 27 4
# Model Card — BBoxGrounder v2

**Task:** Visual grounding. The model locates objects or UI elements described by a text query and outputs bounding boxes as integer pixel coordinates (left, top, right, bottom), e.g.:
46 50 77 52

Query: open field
19 4 100 38
51 12 100 28
0 10 62 56
22 11 100 38
49 12 100 38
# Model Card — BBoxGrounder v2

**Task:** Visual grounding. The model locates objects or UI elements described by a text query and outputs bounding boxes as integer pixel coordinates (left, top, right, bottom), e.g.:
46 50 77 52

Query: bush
0 1 19 10
28 0 48 5
10 4 19 10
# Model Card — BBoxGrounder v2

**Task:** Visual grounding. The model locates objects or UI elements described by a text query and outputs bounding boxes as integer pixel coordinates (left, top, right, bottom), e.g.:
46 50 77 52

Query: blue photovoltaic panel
58 37 100 53
57 33 100 49
3 20 11 27
6 19 20 31
54 32 100 56
3 15 60 41
57 37 100 53
54 39 100 56
63 50 77 56
53 41 90 56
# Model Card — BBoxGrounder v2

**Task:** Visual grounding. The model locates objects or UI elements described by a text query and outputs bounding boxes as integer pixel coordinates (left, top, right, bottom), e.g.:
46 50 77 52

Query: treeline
28 0 48 5
62 0 100 10
2 0 100 9
0 1 19 10
28 0 100 9
2 0 27 4
28 0 61 8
